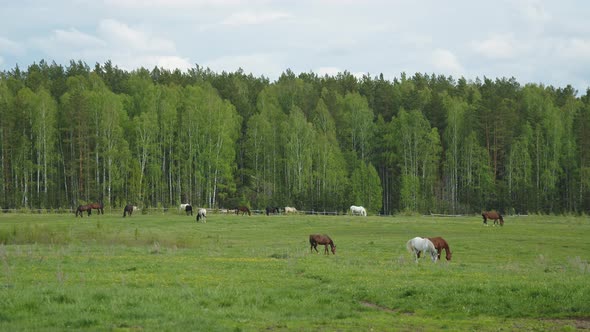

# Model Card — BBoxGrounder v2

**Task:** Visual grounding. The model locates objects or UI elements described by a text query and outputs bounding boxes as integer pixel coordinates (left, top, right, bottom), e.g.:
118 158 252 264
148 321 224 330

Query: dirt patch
359 301 413 315
544 317 590 330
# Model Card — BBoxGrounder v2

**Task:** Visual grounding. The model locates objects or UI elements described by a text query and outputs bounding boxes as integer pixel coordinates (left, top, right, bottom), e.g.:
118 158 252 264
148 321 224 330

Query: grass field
0 212 589 331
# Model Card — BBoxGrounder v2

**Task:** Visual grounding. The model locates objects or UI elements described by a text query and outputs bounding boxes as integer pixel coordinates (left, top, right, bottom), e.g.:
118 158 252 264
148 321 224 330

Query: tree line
1 59 590 215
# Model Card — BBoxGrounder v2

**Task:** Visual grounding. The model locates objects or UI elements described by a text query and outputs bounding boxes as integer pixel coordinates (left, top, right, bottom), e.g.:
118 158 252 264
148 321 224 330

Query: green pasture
0 212 588 331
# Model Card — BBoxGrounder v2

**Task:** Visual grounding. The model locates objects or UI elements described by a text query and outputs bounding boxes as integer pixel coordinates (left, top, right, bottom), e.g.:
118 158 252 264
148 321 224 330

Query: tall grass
0 213 588 331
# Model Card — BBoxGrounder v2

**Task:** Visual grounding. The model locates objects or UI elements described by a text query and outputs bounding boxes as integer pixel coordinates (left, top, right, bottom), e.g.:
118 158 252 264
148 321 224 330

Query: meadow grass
0 212 588 331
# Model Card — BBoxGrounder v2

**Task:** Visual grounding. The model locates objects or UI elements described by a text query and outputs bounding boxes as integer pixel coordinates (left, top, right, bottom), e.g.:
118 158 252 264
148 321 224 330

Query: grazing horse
482 211 504 226
406 237 438 262
236 206 251 216
284 206 297 214
123 205 135 217
265 207 280 215
88 202 104 215
309 234 336 255
75 205 92 217
196 208 207 222
184 204 193 216
350 205 367 216
418 237 452 261
179 203 191 213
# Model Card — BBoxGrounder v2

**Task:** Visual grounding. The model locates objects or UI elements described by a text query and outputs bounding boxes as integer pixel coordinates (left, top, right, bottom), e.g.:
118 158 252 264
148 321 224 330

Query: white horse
285 206 297 214
406 237 438 262
350 205 367 216
196 208 207 223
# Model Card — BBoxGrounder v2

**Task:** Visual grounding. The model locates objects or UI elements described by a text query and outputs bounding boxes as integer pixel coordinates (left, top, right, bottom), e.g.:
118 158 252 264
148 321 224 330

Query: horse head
430 249 439 262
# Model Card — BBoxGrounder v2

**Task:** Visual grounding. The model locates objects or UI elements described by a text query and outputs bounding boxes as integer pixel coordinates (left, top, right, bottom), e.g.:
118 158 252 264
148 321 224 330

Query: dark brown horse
236 206 251 216
75 205 92 217
88 202 104 215
123 205 134 217
309 234 336 255
418 237 452 261
185 204 193 216
265 207 279 215
482 211 504 226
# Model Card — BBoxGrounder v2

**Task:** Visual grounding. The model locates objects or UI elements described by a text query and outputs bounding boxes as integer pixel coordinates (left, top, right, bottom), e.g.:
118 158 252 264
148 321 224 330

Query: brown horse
123 205 134 217
309 234 336 255
418 237 452 261
236 206 251 216
75 205 92 217
88 202 104 215
482 211 504 226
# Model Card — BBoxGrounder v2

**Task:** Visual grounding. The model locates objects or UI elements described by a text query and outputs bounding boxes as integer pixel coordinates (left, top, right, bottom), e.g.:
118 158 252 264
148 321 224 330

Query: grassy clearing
0 213 588 331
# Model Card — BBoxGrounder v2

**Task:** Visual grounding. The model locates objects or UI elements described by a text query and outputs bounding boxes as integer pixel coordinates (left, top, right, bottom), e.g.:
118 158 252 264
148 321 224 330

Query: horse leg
311 243 318 253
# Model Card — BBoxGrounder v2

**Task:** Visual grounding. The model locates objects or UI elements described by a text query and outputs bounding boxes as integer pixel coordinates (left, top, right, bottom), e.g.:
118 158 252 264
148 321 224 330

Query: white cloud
221 11 291 25
0 37 25 55
98 19 175 53
103 0 245 9
431 49 464 76
561 38 590 59
152 55 193 71
519 0 551 23
472 34 521 59
32 28 106 57
315 67 341 77
204 53 284 78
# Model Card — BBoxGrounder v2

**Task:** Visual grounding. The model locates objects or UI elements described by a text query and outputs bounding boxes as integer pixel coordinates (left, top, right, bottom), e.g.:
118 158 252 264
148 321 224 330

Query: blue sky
1 0 589 93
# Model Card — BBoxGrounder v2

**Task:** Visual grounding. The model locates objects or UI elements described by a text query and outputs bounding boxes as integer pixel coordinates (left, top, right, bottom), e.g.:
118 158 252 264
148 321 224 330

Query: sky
1 0 590 93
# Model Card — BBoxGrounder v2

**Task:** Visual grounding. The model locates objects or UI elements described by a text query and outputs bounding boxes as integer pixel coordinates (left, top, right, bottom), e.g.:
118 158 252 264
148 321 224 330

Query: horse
178 203 193 216
482 210 504 226
284 206 297 214
88 202 104 215
196 208 207 222
236 206 251 216
184 204 193 216
406 237 438 262
418 237 452 261
350 205 367 216
309 234 336 255
265 207 280 215
123 204 134 217
75 205 92 217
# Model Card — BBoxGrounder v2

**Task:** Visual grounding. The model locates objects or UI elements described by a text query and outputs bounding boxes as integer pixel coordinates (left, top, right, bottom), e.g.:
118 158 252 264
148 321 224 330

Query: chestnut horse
88 202 104 215
123 204 134 217
75 205 92 217
309 234 336 255
482 211 504 226
418 237 452 261
236 206 251 216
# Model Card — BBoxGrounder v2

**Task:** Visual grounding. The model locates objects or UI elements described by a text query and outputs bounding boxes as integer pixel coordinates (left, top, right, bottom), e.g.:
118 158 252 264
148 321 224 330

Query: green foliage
3 62 590 215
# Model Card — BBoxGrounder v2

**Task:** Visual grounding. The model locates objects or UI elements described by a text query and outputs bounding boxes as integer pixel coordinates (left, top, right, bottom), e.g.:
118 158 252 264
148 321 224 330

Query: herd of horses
73 203 502 262
75 203 104 217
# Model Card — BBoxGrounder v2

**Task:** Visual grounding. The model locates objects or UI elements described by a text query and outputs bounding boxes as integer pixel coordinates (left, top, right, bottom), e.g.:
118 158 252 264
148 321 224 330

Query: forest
1 59 590 215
